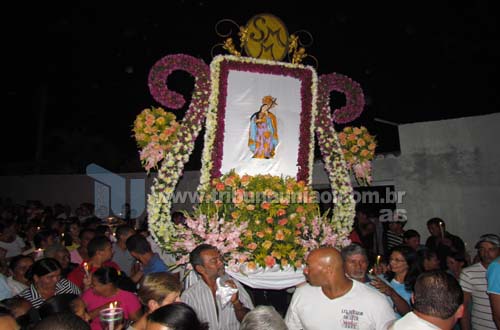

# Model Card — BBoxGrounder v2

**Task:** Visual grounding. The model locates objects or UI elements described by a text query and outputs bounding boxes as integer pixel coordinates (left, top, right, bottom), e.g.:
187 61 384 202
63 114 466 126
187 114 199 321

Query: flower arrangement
167 171 346 270
338 126 377 185
141 54 359 266
200 55 317 190
133 107 180 172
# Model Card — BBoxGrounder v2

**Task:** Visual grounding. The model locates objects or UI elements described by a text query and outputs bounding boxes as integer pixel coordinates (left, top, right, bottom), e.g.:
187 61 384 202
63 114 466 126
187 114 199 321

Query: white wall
373 113 500 252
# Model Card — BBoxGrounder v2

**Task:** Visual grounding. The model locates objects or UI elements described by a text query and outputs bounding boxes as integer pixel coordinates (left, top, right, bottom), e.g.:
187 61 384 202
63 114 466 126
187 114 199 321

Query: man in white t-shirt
285 247 396 330
459 234 500 330
390 271 464 330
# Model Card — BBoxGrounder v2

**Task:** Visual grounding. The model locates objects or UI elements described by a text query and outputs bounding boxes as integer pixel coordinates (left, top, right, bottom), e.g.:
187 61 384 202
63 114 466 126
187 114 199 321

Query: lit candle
439 221 445 239
61 233 65 239
376 255 381 266
35 248 44 259
83 262 90 276
37 226 41 231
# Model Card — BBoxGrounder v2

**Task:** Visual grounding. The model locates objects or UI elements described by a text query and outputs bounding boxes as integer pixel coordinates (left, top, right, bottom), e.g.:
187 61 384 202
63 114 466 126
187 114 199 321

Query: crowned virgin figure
248 95 279 159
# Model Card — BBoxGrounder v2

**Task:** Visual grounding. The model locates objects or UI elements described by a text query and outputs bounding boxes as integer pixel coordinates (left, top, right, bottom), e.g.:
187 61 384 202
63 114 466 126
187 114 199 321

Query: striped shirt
18 278 81 309
460 262 496 330
386 231 404 252
181 275 254 330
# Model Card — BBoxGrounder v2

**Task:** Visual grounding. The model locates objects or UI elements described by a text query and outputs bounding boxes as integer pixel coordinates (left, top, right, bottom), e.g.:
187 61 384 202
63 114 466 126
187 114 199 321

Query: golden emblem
243 14 289 61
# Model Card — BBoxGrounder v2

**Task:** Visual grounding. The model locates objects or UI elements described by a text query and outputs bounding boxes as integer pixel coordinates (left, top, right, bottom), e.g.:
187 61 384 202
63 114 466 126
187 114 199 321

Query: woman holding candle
129 272 182 330
371 245 420 317
82 266 142 330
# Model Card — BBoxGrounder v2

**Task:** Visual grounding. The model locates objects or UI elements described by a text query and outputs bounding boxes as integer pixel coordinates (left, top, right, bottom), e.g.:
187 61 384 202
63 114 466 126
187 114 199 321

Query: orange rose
353 127 362 135
224 176 235 187
357 138 366 147
266 217 274 224
348 134 357 141
275 230 285 240
247 242 257 250
215 182 225 191
350 145 359 154
338 132 347 140
360 149 370 157
240 175 251 186
261 201 271 210
278 218 288 226
256 231 265 238
368 143 376 150
231 211 240 220
246 261 257 271
264 256 276 268
277 209 286 217
296 206 304 213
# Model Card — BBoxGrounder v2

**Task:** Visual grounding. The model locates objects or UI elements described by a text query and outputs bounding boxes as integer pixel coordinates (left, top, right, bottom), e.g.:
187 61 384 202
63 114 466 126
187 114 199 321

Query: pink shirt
70 249 83 264
82 288 141 330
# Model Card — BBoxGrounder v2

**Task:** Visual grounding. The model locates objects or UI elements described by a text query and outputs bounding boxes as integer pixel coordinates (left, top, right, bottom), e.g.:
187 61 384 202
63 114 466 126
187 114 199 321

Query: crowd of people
0 199 499 330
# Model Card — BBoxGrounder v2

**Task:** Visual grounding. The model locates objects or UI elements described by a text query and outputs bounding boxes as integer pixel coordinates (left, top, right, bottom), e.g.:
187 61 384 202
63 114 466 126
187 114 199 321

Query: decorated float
133 14 376 289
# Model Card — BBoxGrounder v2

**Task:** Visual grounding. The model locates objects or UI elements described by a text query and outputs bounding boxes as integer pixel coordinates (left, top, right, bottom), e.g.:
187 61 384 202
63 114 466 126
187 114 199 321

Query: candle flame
109 302 114 309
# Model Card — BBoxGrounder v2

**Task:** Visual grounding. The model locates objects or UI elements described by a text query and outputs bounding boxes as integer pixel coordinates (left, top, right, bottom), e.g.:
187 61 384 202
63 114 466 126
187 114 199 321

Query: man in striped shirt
459 234 500 330
181 244 254 330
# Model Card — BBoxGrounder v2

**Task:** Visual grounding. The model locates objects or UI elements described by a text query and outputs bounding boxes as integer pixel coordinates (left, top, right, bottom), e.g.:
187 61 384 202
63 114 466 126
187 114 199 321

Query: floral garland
338 126 377 186
169 171 341 270
315 73 358 242
199 55 318 192
133 107 180 172
146 54 211 248
319 72 365 124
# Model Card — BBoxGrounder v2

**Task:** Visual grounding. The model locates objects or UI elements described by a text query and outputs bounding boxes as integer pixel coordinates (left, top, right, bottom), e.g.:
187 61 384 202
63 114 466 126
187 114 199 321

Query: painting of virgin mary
248 95 279 159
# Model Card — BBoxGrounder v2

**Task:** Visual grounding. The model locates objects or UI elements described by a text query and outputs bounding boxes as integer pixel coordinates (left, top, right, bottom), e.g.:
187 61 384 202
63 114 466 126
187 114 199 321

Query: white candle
376 255 381 266
83 262 90 276
439 221 445 239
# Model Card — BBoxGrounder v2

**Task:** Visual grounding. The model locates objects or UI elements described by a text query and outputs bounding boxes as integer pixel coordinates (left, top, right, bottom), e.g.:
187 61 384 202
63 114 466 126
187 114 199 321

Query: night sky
4 1 499 175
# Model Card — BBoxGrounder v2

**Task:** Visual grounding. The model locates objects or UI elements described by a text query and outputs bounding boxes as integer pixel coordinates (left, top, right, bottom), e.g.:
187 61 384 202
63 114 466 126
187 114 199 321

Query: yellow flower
262 240 272 250
271 251 282 259
156 117 166 125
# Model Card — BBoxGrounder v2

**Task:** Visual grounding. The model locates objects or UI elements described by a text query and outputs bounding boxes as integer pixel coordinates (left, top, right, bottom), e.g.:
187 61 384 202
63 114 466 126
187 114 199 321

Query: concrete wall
2 113 499 252
372 113 500 252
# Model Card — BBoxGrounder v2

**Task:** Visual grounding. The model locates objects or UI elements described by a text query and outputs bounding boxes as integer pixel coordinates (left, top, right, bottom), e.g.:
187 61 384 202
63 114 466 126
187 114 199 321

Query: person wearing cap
459 233 500 330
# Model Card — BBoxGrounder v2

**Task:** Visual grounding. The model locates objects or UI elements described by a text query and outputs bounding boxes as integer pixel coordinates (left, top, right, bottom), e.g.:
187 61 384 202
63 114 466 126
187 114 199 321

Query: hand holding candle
439 221 445 239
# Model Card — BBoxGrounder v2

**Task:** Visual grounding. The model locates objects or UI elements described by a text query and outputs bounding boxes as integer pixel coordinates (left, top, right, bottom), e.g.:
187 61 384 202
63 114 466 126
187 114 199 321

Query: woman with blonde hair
129 272 182 330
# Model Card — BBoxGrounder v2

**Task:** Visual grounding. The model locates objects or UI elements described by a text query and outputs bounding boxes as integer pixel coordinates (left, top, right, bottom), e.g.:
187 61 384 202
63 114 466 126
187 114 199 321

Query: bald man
285 247 396 330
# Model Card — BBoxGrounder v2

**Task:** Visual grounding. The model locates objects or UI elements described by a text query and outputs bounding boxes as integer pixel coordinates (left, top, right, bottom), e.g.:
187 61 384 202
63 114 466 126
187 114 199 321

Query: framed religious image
201 55 318 185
